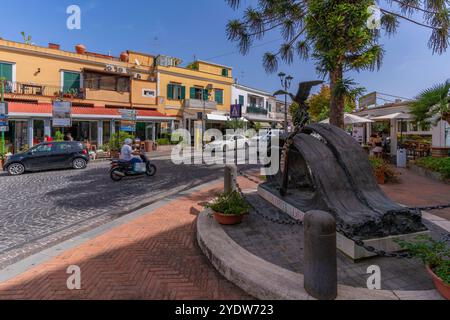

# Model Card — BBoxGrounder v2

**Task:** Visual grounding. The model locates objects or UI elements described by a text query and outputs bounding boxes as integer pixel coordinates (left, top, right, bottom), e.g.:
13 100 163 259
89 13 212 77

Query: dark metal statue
274 81 323 196
267 81 427 240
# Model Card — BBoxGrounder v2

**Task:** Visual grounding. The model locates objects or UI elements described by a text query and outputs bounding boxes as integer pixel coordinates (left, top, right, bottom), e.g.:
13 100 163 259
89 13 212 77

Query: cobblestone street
0 160 230 268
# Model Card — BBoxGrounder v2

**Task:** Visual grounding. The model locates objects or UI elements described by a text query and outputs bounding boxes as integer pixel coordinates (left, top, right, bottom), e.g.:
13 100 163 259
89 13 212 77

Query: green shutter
239 95 244 106
167 84 174 99
203 89 209 101
190 87 196 99
222 68 228 77
215 90 223 104
0 63 13 82
181 86 186 99
63 72 81 93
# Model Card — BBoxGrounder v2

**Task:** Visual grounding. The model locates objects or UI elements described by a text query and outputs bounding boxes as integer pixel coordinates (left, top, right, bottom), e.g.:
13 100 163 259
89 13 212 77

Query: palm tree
226 0 450 128
410 80 450 125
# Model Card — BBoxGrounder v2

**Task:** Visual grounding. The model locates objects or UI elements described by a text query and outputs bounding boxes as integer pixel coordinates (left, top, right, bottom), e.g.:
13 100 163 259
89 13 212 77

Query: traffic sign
230 104 242 119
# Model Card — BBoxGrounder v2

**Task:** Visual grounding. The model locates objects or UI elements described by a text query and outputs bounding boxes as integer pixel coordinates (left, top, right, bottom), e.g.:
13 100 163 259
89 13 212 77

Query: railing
184 99 217 110
269 112 286 120
247 105 268 115
3 81 85 99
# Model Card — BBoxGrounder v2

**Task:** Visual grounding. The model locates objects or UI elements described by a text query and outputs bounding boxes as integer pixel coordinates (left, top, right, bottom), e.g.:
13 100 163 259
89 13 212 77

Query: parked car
249 130 281 148
204 134 249 152
3 141 90 176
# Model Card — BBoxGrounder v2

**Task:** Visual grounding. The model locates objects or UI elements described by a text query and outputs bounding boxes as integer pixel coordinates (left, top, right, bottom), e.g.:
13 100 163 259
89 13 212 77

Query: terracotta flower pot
426 266 450 300
75 44 86 54
110 151 120 159
375 171 385 184
120 51 129 62
214 212 244 225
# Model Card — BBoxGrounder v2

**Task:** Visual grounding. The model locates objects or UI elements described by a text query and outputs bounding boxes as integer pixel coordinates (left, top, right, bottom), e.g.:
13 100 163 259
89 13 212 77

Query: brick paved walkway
0 167 447 300
380 168 450 221
0 178 256 300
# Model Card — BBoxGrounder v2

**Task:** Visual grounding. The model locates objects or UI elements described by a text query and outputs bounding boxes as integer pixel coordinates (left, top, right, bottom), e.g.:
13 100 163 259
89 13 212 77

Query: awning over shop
244 114 277 123
207 114 229 122
371 112 412 121
6 102 176 121
206 114 249 122
321 113 374 125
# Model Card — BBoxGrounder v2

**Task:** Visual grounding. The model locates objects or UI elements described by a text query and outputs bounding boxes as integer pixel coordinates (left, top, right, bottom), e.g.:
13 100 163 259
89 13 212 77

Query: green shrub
397 236 450 285
54 131 64 142
109 132 135 152
205 191 251 216
156 138 170 146
415 157 450 179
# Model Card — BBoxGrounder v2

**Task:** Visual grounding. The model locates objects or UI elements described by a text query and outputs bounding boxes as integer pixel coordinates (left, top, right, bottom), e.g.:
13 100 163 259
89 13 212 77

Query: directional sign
230 104 242 119
0 103 8 132
119 109 137 121
120 120 136 132
0 102 8 115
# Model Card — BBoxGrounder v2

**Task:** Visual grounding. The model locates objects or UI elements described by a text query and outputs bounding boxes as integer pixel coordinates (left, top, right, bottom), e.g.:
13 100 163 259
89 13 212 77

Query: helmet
124 138 133 145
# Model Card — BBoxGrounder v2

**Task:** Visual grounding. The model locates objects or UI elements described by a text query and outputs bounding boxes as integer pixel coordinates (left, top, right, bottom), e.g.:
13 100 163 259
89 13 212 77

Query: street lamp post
278 73 293 133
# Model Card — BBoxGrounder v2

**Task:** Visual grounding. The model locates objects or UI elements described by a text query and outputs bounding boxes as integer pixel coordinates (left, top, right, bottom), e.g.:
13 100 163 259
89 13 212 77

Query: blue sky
0 0 449 101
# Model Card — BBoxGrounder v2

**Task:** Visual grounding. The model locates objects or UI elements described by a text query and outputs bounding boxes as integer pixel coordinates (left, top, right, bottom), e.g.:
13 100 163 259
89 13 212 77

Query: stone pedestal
258 185 430 260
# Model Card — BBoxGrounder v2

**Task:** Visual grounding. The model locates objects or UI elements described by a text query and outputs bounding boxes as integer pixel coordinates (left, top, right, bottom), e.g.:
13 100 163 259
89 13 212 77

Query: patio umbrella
320 113 374 125
371 113 411 144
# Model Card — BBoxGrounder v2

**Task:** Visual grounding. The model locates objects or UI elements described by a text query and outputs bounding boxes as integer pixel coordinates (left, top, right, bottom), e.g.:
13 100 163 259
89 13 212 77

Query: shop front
5 102 176 154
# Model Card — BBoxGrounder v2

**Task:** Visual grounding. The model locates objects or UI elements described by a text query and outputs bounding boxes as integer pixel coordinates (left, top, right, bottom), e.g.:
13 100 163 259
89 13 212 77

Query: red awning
6 102 173 119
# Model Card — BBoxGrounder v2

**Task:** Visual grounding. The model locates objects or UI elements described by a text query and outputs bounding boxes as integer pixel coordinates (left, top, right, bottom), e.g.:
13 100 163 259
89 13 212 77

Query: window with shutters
63 71 81 93
84 72 130 92
239 95 244 106
221 68 229 77
214 89 224 105
167 83 185 100
190 87 207 100
0 62 13 82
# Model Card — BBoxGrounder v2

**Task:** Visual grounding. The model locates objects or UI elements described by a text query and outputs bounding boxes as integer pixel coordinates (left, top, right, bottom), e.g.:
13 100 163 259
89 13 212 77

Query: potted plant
398 236 450 300
369 157 399 184
109 131 134 159
205 191 250 225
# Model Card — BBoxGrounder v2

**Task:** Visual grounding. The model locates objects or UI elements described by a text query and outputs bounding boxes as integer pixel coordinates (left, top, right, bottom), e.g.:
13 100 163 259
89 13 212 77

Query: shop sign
230 104 242 119
53 101 72 127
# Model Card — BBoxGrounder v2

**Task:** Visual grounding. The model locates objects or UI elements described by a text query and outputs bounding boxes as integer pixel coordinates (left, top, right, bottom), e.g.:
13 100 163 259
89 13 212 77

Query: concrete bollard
303 210 337 300
224 165 237 193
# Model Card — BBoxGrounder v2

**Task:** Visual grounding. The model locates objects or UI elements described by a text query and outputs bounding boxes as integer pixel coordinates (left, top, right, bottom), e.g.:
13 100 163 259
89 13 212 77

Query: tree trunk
329 65 345 129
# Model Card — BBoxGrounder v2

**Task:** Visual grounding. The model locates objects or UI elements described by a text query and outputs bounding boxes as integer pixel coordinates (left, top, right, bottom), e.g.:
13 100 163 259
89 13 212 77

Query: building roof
7 102 175 120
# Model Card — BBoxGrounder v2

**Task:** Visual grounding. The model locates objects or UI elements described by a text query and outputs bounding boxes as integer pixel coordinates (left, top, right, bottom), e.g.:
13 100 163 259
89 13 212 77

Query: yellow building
0 38 233 152
155 59 233 135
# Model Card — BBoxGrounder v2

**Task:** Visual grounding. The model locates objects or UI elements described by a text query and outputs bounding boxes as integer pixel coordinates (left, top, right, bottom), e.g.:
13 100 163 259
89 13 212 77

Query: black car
3 141 90 176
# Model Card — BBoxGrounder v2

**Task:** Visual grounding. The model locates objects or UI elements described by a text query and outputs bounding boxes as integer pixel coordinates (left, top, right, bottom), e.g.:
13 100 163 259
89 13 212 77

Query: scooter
110 153 157 181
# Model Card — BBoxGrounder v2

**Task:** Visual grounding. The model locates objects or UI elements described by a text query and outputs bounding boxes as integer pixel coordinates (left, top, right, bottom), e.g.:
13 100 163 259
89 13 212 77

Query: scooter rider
120 138 142 166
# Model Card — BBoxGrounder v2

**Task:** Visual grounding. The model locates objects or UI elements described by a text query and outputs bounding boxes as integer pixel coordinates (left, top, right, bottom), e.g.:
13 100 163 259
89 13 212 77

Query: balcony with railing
3 81 84 99
246 105 268 115
184 99 217 110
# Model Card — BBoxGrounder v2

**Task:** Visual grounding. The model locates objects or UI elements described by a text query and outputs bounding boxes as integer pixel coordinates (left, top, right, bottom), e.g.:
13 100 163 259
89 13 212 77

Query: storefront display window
33 120 45 145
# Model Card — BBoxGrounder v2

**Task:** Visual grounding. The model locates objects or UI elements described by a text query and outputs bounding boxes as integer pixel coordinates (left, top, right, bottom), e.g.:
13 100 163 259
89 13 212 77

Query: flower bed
415 157 450 180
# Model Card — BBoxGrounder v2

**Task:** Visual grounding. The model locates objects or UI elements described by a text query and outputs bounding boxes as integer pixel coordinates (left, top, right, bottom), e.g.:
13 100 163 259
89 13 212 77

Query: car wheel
146 164 157 177
8 163 25 176
72 158 87 170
